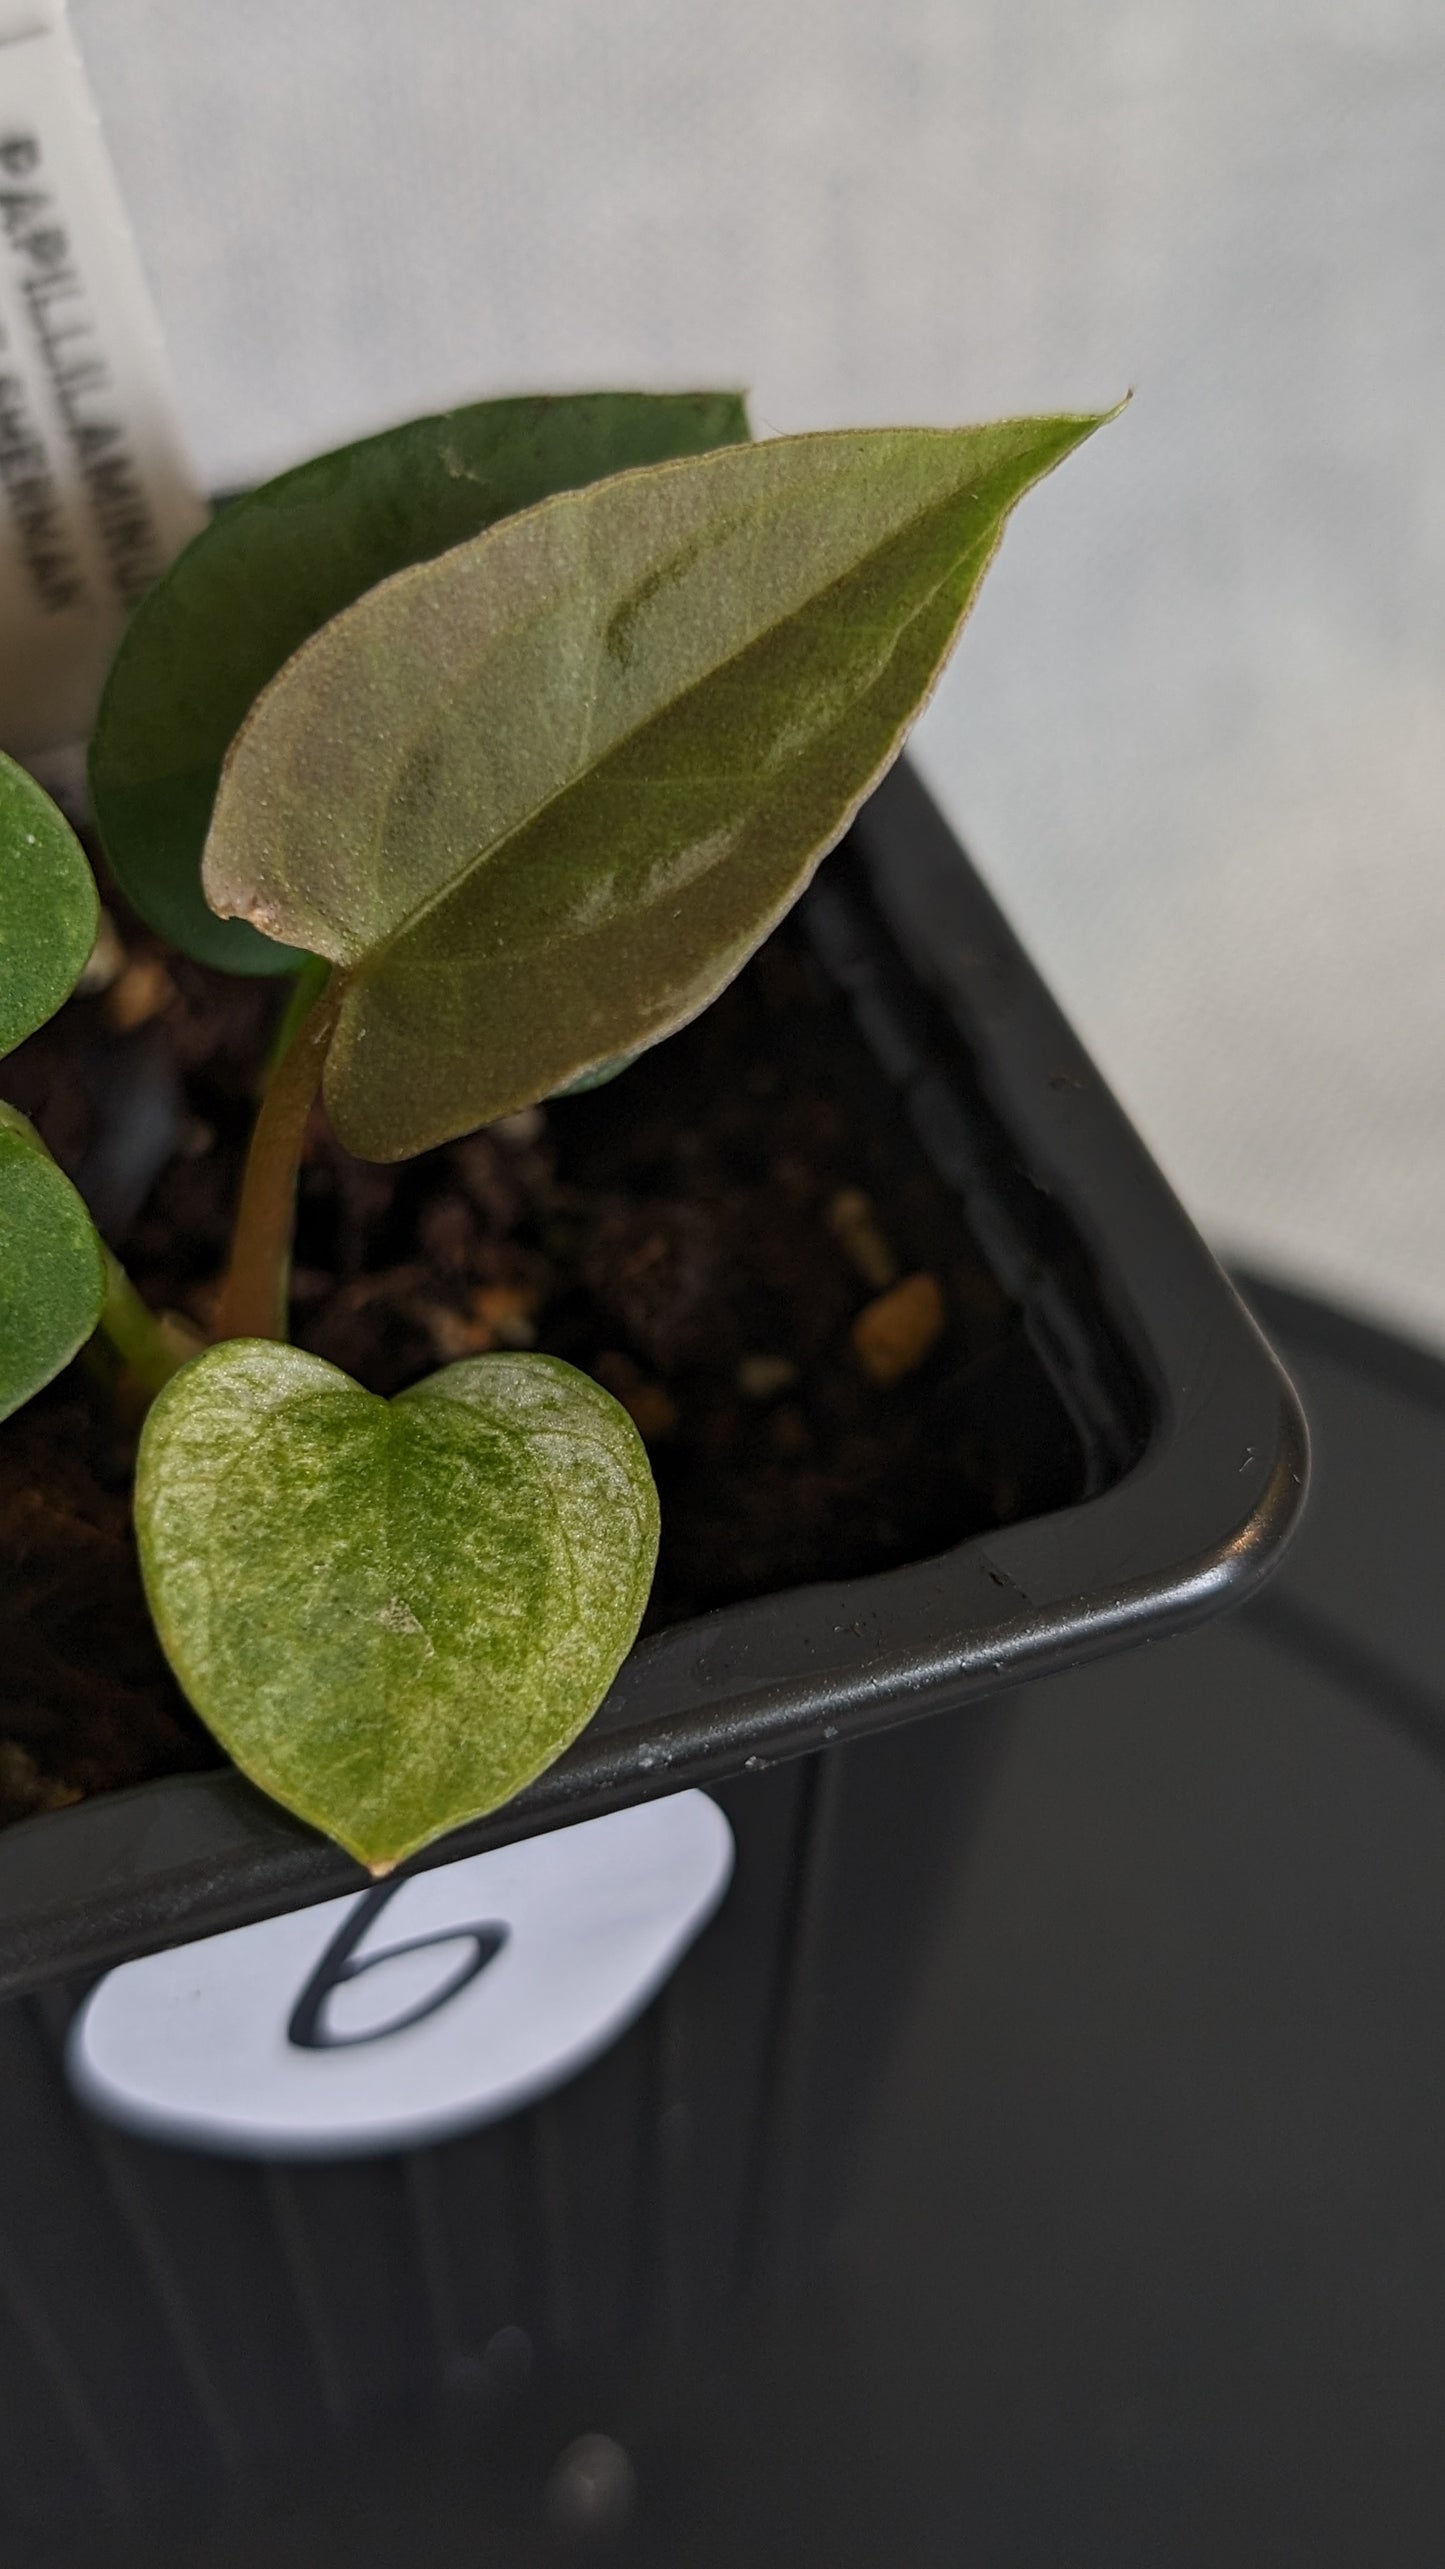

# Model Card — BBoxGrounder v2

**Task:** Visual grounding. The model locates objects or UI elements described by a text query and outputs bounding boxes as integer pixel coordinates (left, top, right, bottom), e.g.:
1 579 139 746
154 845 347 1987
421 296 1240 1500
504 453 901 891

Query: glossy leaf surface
0 1105 106 1420
0 754 98 1058
91 391 751 974
135 1343 660 1871
203 413 1105 1160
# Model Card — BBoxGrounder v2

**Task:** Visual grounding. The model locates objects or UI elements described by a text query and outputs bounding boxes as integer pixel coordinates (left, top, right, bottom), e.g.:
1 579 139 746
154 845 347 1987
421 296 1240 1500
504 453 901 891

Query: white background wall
71 0 1445 1345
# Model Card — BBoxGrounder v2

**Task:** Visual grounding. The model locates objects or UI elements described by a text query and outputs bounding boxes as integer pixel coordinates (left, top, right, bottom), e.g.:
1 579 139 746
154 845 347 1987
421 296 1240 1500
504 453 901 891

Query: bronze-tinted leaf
202 414 1108 1158
91 392 750 973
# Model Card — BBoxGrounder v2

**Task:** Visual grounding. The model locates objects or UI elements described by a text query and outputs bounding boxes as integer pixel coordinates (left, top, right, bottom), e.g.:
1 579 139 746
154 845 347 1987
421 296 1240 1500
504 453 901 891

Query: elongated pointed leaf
203 413 1108 1161
90 391 751 975
0 1105 106 1419
0 754 98 1058
135 1343 659 1871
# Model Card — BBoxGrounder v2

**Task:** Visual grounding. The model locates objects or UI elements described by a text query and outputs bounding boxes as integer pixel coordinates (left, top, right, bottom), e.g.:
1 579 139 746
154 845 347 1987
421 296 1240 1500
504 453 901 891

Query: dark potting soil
0 898 1088 1828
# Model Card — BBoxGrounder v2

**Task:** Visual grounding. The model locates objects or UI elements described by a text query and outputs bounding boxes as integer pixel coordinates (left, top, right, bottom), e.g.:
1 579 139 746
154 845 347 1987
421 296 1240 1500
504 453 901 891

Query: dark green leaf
90 392 751 974
0 1105 106 1419
202 413 1109 1160
135 1342 660 1871
0 753 98 1058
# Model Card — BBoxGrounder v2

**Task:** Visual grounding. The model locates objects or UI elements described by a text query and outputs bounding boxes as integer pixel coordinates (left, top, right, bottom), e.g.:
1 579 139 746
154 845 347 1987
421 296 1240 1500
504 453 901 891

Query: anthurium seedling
4 392 1110 1873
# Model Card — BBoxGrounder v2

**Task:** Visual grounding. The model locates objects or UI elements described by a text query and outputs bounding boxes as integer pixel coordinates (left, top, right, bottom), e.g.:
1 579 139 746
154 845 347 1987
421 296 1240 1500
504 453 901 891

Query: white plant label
68 1792 734 2160
0 0 205 754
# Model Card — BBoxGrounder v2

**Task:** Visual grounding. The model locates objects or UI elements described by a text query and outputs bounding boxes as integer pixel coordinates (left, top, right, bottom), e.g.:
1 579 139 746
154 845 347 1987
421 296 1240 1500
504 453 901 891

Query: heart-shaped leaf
135 1342 660 1870
202 412 1108 1161
0 753 99 1058
90 391 751 975
0 1105 107 1419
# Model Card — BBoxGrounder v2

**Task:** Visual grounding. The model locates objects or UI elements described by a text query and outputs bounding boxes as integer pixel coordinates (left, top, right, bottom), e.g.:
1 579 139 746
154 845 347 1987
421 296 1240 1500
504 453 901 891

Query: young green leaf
135 1343 660 1871
0 753 99 1058
90 391 751 976
0 1105 106 1420
202 412 1109 1162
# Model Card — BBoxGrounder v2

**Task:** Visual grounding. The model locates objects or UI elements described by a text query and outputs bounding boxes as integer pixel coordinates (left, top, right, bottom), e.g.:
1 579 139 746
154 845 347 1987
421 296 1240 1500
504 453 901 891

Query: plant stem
266 950 333 1077
215 974 343 1344
97 1250 197 1396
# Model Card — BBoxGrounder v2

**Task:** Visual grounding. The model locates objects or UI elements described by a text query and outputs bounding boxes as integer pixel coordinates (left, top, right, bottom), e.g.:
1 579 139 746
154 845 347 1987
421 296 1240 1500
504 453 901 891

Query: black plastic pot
0 761 1306 2557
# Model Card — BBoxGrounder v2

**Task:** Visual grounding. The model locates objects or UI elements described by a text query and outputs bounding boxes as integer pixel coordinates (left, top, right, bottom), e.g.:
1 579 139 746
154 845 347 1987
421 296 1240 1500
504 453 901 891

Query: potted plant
0 390 1306 2543
0 385 1141 1872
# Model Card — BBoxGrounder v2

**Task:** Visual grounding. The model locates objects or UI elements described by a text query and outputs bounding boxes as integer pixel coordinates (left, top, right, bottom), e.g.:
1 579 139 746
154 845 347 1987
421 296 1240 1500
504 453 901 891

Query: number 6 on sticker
286 1884 509 2052
67 1793 734 2159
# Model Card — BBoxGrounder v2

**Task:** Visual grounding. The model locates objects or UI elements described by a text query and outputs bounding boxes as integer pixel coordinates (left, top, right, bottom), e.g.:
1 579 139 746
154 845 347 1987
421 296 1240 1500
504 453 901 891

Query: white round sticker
68 1792 733 2159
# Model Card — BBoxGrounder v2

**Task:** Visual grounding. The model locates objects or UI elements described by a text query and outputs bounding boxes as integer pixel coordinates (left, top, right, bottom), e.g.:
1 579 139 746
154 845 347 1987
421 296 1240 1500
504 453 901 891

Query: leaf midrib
347 448 996 980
